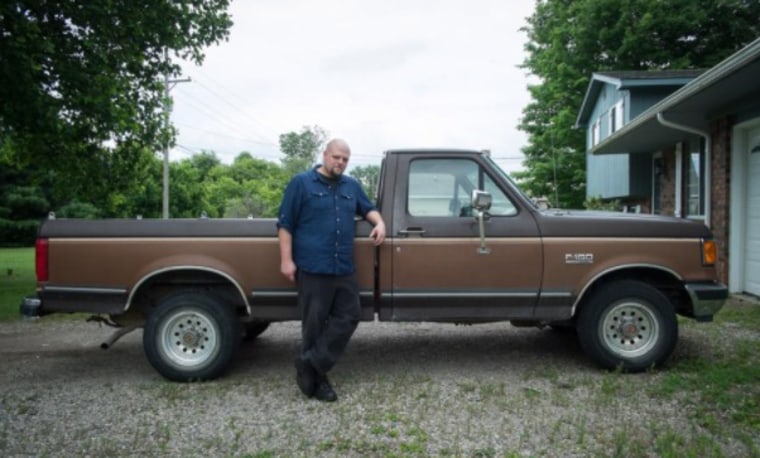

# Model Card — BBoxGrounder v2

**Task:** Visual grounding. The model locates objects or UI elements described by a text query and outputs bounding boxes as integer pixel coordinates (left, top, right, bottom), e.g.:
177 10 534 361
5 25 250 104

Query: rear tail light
35 238 49 282
702 239 717 266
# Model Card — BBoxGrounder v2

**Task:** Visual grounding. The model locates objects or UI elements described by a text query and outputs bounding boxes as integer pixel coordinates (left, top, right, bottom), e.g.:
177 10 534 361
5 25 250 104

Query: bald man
277 139 385 402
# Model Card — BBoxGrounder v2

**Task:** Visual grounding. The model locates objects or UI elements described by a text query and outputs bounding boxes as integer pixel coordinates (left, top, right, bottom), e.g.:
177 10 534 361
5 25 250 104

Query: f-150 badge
565 253 594 264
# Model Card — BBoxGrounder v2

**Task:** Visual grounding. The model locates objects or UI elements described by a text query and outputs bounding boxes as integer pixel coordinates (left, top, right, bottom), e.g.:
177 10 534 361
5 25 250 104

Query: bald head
320 138 351 179
325 138 351 155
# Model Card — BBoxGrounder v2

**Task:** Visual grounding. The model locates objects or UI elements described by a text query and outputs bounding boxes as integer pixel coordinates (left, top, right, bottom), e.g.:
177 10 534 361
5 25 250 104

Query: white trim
730 118 760 293
675 143 683 218
657 113 710 225
705 140 712 227
591 118 601 146
610 100 624 132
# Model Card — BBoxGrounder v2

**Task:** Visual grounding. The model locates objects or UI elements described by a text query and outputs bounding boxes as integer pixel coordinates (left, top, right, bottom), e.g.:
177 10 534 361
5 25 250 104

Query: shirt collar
310 164 346 185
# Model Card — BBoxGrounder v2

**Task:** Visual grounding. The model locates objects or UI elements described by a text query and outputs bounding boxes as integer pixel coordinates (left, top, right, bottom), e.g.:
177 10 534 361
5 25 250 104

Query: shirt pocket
339 193 357 215
308 191 331 211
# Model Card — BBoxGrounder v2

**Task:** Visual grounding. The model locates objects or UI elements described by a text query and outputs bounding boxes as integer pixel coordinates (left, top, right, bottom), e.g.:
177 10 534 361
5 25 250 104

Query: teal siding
587 153 652 200
587 153 629 198
628 87 680 118
586 83 630 199
585 82 683 200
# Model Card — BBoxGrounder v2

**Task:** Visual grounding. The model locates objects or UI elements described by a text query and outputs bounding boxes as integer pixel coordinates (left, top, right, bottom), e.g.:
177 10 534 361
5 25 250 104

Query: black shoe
314 377 338 402
294 357 317 397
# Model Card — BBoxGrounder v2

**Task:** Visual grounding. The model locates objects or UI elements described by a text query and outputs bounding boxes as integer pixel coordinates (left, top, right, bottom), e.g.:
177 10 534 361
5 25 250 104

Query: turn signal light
702 239 717 266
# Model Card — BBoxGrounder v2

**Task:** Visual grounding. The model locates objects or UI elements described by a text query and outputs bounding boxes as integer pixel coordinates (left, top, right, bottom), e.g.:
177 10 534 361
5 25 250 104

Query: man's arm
278 228 297 282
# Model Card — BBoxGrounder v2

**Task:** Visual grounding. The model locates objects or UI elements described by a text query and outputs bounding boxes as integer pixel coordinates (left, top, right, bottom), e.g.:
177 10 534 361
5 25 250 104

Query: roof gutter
591 37 760 155
656 112 711 228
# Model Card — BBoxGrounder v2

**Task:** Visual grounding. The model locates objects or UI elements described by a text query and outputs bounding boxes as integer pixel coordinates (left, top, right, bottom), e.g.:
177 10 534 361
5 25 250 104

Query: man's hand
369 221 386 246
281 259 297 283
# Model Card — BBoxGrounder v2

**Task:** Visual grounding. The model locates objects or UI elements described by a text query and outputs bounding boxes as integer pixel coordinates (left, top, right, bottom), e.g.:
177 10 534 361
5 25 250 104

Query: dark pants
297 271 360 375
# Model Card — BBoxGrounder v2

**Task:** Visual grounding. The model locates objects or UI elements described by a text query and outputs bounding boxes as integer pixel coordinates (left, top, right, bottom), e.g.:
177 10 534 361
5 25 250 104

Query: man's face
322 146 350 178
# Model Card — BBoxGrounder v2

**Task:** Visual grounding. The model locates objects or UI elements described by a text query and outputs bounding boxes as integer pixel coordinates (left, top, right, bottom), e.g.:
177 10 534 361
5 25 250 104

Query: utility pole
162 49 191 219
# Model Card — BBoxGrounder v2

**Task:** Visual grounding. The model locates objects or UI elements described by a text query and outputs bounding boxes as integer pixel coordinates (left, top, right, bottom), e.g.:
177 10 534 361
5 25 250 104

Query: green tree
169 158 205 218
279 125 327 176
230 153 287 217
0 1 232 203
189 151 222 183
351 165 381 202
517 0 760 208
201 171 241 218
200 152 287 218
0 182 49 245
123 153 164 219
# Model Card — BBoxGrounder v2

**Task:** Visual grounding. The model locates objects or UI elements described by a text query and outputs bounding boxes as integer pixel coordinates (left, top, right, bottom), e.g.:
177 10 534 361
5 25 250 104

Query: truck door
385 155 542 321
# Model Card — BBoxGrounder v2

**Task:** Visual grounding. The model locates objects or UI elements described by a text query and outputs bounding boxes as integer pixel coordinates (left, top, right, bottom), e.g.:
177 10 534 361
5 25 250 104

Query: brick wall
658 145 677 216
654 129 730 285
710 117 731 285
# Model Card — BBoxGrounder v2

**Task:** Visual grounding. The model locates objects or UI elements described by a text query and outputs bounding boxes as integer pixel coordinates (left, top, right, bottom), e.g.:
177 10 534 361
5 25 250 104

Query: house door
745 127 760 296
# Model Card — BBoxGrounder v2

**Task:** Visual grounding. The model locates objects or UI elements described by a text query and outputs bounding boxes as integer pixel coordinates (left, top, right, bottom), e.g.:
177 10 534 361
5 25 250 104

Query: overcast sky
171 0 537 173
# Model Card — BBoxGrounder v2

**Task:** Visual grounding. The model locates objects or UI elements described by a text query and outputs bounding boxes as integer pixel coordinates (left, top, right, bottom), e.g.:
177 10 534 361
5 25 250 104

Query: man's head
320 138 351 179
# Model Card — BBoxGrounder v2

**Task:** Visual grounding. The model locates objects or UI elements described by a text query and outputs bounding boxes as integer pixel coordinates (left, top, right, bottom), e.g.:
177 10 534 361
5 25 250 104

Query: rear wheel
143 291 240 381
577 280 677 372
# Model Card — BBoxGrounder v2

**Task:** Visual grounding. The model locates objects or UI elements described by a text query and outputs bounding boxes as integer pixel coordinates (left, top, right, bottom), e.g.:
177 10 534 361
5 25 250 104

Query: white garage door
745 127 760 296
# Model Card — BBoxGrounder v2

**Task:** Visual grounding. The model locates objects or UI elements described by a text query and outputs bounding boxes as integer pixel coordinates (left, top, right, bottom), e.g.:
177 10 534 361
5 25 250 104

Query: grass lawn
0 247 35 321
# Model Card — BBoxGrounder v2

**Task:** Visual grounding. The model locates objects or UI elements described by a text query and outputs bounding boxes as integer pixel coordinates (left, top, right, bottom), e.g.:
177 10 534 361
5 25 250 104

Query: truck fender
125 266 251 315
570 263 682 317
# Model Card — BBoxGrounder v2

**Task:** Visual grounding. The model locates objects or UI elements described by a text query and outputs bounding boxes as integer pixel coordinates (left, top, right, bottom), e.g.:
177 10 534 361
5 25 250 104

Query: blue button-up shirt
277 166 377 276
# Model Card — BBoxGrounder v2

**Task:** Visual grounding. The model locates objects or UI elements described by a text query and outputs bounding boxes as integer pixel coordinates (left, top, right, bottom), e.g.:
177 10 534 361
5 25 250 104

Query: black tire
576 280 678 372
242 321 270 342
143 292 240 382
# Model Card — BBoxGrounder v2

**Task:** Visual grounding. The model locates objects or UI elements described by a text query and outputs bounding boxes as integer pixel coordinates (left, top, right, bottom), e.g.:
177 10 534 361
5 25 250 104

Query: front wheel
143 292 240 382
576 280 678 372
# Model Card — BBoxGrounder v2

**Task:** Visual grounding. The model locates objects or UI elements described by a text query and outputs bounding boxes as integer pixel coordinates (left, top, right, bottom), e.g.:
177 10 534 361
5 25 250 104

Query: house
575 37 760 296
576 69 704 211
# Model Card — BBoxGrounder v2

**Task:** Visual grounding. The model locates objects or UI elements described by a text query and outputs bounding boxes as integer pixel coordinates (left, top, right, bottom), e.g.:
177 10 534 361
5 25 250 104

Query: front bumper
684 282 728 322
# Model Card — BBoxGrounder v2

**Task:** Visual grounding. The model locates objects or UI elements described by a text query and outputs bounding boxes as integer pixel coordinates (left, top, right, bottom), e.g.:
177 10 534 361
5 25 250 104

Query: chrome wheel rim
159 308 219 368
600 300 659 358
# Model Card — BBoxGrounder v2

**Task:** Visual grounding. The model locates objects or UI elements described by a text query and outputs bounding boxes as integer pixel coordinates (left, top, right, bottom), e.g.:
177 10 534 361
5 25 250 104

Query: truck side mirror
471 190 492 255
471 190 492 211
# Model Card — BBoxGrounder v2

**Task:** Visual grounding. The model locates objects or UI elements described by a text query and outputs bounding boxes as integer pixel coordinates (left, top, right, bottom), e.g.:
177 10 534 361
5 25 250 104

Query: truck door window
483 173 517 216
408 159 516 217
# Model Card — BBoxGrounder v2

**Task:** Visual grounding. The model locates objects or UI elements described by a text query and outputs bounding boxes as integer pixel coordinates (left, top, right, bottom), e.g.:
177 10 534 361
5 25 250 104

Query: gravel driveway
0 310 756 457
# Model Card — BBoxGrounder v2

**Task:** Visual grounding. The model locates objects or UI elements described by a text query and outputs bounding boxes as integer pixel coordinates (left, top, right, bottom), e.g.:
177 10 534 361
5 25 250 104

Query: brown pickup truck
21 149 728 381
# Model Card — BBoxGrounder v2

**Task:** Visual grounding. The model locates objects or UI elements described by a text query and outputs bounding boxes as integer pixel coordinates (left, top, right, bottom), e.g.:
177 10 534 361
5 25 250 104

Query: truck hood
534 209 712 238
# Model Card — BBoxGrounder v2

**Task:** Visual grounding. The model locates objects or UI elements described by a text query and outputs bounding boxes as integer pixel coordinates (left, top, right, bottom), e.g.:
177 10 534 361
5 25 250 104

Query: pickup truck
21 149 728 381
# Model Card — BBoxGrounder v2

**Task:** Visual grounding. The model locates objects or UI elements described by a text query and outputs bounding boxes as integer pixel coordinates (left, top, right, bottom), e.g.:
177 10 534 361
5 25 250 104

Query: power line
174 122 276 146
181 67 281 139
190 74 281 140
173 86 275 145
175 142 282 162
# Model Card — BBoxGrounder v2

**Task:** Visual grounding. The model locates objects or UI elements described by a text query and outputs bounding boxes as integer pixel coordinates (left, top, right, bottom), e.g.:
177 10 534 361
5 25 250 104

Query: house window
685 140 705 218
610 100 624 133
591 119 601 146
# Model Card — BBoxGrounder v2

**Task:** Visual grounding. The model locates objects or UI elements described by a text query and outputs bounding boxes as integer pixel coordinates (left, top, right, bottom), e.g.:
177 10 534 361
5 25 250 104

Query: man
277 138 386 402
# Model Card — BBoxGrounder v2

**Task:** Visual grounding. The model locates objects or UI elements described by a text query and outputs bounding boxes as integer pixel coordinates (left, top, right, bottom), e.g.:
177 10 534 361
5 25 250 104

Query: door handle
398 227 426 236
